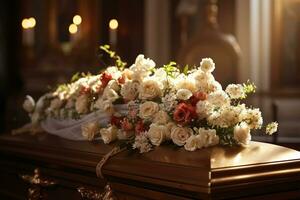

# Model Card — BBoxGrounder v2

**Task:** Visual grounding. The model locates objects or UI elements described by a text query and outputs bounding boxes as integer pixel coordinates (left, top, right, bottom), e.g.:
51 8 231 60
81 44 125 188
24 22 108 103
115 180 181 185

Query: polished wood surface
0 133 300 199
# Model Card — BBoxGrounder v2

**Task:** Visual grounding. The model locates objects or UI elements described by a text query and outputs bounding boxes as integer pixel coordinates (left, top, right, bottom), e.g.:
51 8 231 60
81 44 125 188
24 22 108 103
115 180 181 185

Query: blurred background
0 0 299 149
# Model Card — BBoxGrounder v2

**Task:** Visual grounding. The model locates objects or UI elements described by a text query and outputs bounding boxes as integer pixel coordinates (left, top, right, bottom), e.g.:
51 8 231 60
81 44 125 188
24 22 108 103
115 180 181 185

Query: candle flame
109 19 118 30
73 15 82 25
69 24 78 34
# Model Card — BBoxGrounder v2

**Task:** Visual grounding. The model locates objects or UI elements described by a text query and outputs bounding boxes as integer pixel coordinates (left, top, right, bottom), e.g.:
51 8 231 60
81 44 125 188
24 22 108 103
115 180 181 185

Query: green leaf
99 45 127 70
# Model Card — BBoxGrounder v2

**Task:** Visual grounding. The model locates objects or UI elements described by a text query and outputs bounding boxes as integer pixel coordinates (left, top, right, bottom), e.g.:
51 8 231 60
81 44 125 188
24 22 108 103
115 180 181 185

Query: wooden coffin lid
0 133 300 198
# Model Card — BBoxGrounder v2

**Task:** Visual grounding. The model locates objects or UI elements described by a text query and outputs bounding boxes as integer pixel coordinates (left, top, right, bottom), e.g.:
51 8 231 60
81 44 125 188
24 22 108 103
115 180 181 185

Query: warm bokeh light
109 19 118 30
69 24 78 34
29 17 36 28
73 15 82 25
22 17 36 29
22 19 30 29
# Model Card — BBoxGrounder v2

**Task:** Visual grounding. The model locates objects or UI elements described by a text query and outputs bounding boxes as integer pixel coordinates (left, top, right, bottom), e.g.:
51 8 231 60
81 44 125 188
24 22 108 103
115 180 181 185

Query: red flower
135 120 146 135
121 118 133 132
189 92 207 106
100 72 112 87
173 103 197 125
111 116 123 128
80 86 91 95
117 74 126 84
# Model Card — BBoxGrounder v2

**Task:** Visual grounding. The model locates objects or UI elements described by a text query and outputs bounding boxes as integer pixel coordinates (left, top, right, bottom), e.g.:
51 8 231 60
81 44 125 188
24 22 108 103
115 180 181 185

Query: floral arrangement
22 45 278 153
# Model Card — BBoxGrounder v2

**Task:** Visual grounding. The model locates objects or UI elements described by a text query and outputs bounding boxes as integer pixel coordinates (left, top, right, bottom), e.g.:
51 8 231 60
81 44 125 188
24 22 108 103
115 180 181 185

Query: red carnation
121 118 133 132
173 103 197 125
100 72 112 87
190 92 207 106
135 120 146 135
111 116 123 128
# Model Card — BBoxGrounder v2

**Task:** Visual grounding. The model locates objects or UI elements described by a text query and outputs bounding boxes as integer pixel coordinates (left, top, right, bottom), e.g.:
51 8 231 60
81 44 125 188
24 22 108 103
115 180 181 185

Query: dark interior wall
0 1 22 132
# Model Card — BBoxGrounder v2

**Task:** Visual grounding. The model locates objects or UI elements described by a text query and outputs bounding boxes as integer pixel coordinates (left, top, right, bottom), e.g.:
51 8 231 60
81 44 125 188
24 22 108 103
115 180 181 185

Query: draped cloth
41 104 128 140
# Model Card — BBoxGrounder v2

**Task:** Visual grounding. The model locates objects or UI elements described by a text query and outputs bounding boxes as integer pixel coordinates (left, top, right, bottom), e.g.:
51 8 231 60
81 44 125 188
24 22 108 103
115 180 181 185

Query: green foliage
182 64 190 75
163 61 179 78
243 80 256 97
215 127 238 146
100 45 127 70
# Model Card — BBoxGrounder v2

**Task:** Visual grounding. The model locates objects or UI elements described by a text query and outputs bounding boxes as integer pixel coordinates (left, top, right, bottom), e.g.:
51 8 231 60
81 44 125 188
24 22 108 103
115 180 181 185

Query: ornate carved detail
77 184 117 200
20 168 58 200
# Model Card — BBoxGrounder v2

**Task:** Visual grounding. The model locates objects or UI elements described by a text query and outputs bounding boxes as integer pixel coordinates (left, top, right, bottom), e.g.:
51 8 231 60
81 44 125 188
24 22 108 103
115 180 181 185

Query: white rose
225 84 245 99
147 124 168 146
200 58 215 73
139 101 159 119
176 89 193 100
81 122 100 141
107 80 120 92
165 122 176 139
184 135 200 151
171 126 192 146
120 81 139 101
153 110 170 125
139 79 163 100
100 125 118 144
94 98 114 113
23 95 35 113
234 122 251 146
50 98 63 110
197 128 219 148
35 93 51 112
102 88 119 102
75 94 90 114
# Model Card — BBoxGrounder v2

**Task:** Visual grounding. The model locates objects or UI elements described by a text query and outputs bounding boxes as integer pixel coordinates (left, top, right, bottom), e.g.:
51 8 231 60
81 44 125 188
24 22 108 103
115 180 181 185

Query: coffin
0 133 300 200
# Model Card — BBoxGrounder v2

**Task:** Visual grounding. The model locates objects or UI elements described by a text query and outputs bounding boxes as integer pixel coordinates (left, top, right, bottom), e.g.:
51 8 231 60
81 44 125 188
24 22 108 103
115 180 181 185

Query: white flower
132 133 152 153
165 122 176 139
81 121 100 141
196 100 212 119
49 98 63 111
23 95 35 113
197 128 219 148
75 94 90 114
160 92 178 112
147 123 168 146
207 90 230 108
176 89 193 100
107 80 120 92
139 101 159 119
153 68 168 87
31 112 41 125
266 122 278 135
153 110 170 125
184 135 200 151
100 125 118 144
94 98 114 113
130 54 155 81
106 66 122 80
171 126 193 146
208 106 241 128
200 58 215 73
35 93 51 112
139 78 163 100
120 81 139 100
174 74 197 92
241 108 263 129
102 88 119 102
225 84 245 99
234 122 251 145
193 70 215 93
